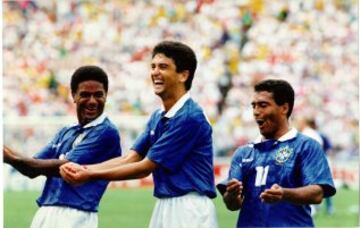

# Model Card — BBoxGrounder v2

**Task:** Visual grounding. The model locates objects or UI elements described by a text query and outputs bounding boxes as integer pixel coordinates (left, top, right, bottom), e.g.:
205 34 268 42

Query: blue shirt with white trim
34 114 121 212
132 93 216 199
224 129 336 227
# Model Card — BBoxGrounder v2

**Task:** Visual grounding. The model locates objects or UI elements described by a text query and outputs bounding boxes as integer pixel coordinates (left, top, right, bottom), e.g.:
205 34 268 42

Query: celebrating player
3 65 121 228
217 79 336 227
60 41 218 228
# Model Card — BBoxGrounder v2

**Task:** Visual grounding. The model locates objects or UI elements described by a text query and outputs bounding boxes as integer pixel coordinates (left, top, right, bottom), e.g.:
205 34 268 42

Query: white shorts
149 192 218 228
30 206 98 228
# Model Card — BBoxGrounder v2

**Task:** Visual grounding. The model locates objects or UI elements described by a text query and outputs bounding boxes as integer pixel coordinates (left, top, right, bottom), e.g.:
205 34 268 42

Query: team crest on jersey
275 146 293 165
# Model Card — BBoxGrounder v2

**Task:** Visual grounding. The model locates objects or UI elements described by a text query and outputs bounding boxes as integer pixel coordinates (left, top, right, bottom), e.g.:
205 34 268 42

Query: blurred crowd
3 0 358 159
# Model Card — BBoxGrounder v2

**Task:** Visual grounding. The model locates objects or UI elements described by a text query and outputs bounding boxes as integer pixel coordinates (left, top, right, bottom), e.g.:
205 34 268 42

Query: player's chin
153 89 165 97
82 114 100 125
259 129 268 136
261 132 274 140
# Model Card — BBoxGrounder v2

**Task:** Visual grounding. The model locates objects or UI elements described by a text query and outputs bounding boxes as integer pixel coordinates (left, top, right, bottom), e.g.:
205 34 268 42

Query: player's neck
273 124 291 140
161 90 186 112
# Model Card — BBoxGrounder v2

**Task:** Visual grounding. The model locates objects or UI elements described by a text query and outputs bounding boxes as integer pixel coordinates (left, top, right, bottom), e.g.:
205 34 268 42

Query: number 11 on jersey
255 165 269 186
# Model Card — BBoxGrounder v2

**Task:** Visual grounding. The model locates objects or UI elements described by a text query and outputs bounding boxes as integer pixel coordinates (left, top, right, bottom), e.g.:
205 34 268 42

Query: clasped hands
60 162 91 185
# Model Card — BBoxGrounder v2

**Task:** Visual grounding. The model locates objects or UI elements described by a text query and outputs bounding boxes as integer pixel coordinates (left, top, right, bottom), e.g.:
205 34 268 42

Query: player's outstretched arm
222 179 244 211
260 183 324 205
88 150 143 171
60 157 157 185
3 145 67 178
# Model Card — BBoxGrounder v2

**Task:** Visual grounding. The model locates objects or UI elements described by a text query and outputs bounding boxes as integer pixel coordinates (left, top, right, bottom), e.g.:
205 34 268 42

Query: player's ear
179 70 189 83
281 103 289 116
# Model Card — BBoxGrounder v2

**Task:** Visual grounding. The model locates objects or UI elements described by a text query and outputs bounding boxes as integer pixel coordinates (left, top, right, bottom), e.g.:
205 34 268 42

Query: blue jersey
226 129 335 227
34 114 121 212
132 94 216 199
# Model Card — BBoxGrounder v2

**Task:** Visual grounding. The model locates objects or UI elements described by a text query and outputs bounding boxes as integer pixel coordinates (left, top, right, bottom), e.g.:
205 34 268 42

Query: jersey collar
162 92 190 118
83 112 107 128
252 128 298 144
70 112 107 128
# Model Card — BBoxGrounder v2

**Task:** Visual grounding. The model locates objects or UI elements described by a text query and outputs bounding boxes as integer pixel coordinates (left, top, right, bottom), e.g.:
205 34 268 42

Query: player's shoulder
55 126 71 139
296 132 322 147
148 109 163 120
233 143 253 158
179 99 210 125
88 117 120 140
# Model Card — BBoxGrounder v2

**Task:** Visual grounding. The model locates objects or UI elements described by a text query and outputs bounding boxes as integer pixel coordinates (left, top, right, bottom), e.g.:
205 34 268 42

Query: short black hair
70 65 109 94
152 41 197 90
254 79 295 118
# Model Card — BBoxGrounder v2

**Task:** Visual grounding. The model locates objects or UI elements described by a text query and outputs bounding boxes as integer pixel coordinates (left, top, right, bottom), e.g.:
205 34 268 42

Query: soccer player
217 79 336 227
298 117 335 216
3 65 121 228
60 41 218 228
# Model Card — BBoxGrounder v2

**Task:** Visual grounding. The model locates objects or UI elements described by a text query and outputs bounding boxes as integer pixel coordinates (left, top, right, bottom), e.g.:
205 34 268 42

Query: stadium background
3 0 359 227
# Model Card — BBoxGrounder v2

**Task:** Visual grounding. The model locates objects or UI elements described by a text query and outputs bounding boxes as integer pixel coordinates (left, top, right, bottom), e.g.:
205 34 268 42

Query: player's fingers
271 183 281 189
60 165 73 174
226 180 242 191
260 191 282 203
63 163 80 173
63 168 79 182
60 170 73 183
227 179 242 186
263 188 282 196
226 187 240 196
259 193 273 203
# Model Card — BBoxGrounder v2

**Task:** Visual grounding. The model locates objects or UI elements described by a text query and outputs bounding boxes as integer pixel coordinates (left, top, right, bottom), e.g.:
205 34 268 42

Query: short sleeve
300 139 336 197
33 128 66 159
131 124 151 157
216 148 243 195
66 127 121 164
148 120 210 172
228 149 244 181
131 112 158 157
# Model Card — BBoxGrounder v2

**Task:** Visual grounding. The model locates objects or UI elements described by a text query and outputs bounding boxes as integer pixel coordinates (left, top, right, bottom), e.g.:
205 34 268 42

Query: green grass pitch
4 187 359 227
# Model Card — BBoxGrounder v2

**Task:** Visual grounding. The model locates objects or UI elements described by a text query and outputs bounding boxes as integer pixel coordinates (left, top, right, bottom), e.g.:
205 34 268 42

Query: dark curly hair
70 65 109 94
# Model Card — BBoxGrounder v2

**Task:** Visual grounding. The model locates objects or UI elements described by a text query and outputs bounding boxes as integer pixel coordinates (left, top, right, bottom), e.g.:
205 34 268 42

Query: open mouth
153 80 164 86
153 80 164 91
256 119 265 128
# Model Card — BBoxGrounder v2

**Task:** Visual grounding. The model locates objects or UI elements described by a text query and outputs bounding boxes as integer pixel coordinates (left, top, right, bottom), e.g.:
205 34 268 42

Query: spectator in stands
3 0 357 177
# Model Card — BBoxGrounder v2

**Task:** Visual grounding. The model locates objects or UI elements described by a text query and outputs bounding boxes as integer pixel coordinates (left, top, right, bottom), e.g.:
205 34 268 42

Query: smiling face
72 80 107 126
150 53 187 99
251 91 289 139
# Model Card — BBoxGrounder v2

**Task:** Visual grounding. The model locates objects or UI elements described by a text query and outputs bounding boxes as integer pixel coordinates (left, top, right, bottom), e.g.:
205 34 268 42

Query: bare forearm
90 158 155 181
8 156 67 178
88 150 142 171
282 185 324 204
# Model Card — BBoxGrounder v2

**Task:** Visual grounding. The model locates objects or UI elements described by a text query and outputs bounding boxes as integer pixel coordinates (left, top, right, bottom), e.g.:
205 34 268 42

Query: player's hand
224 179 243 202
3 145 18 164
222 179 243 210
60 162 90 185
260 183 284 203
